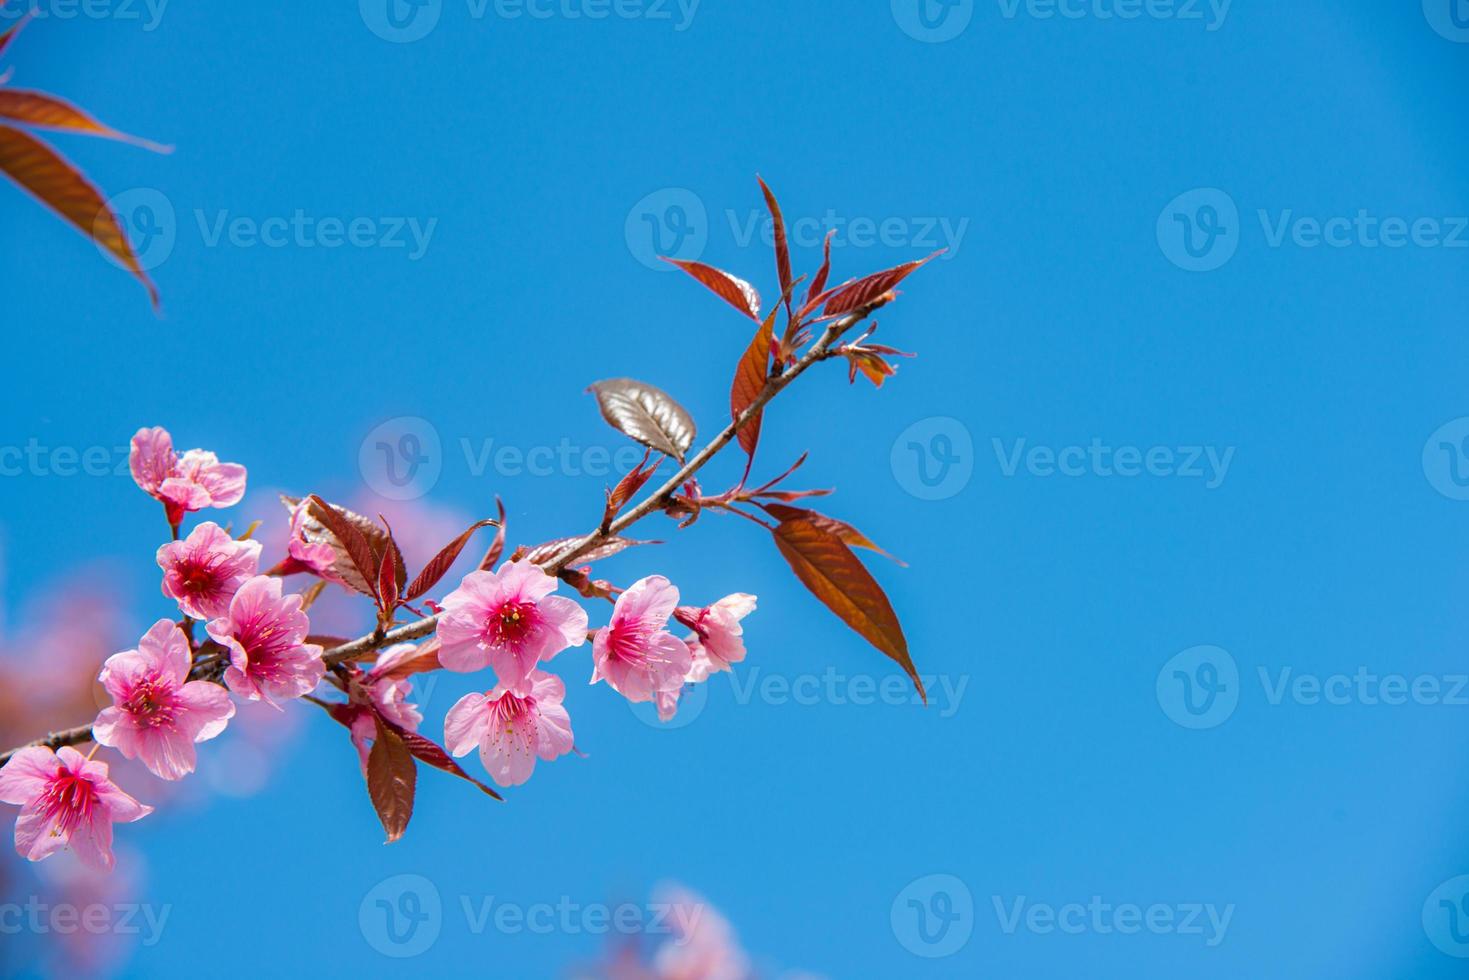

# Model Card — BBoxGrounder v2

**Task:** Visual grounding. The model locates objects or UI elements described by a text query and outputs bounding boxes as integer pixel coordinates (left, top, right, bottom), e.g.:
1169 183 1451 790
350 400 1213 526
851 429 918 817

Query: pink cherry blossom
592 575 692 703
345 644 425 772
284 498 339 577
92 619 236 780
680 593 757 682
444 670 573 787
129 427 247 527
651 885 751 980
0 746 152 872
437 561 589 686
207 575 325 706
156 522 262 620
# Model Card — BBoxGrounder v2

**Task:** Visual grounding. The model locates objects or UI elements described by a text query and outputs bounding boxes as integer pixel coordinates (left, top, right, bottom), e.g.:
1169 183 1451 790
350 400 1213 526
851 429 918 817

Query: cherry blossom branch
0 306 878 769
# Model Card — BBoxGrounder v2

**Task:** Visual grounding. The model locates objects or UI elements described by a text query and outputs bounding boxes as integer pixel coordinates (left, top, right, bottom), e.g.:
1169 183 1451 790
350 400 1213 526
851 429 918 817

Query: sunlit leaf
0 90 171 152
771 516 924 701
731 309 776 468
758 176 793 310
0 123 158 307
804 250 945 320
406 518 497 600
661 257 761 322
366 717 416 844
761 503 906 566
588 378 696 462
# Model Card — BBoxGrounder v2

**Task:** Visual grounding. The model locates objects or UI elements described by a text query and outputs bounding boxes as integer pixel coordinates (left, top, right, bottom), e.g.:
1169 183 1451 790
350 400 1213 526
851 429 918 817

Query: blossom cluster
0 426 756 871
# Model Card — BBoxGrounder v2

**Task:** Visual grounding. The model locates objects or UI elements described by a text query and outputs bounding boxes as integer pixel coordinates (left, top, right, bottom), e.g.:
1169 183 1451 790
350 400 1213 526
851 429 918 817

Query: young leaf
588 378 696 462
377 714 503 801
286 495 407 598
372 638 444 683
771 516 925 701
407 518 497 600
760 503 906 566
305 494 381 600
366 717 416 844
661 258 761 322
377 544 400 612
805 250 945 320
0 91 171 152
477 497 508 571
731 310 776 469
521 535 658 567
757 176 793 311
604 450 660 527
805 229 835 309
0 13 31 59
0 123 158 307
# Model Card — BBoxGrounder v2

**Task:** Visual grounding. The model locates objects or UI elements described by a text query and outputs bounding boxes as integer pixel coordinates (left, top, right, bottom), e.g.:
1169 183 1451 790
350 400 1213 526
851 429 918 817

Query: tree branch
0 306 876 769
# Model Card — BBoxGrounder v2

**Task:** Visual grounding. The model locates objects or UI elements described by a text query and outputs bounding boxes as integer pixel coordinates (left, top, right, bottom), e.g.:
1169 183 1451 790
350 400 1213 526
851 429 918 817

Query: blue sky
3 1 1469 976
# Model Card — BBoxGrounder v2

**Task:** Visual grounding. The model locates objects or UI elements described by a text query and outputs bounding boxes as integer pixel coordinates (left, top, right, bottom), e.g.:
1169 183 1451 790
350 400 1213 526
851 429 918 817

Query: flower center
122 678 176 728
487 600 537 647
39 772 98 835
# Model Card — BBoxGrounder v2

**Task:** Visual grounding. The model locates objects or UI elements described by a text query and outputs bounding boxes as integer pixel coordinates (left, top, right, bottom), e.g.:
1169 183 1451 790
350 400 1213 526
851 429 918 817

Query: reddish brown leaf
805 250 945 320
378 714 503 801
366 716 416 843
603 450 660 527
662 257 761 322
731 309 776 466
373 637 444 682
377 544 400 611
0 91 170 152
286 495 406 598
305 634 352 648
757 176 793 309
521 536 658 567
761 504 906 566
0 123 158 307
407 519 497 600
0 13 31 59
805 229 835 309
306 494 381 600
772 516 924 701
477 497 508 571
